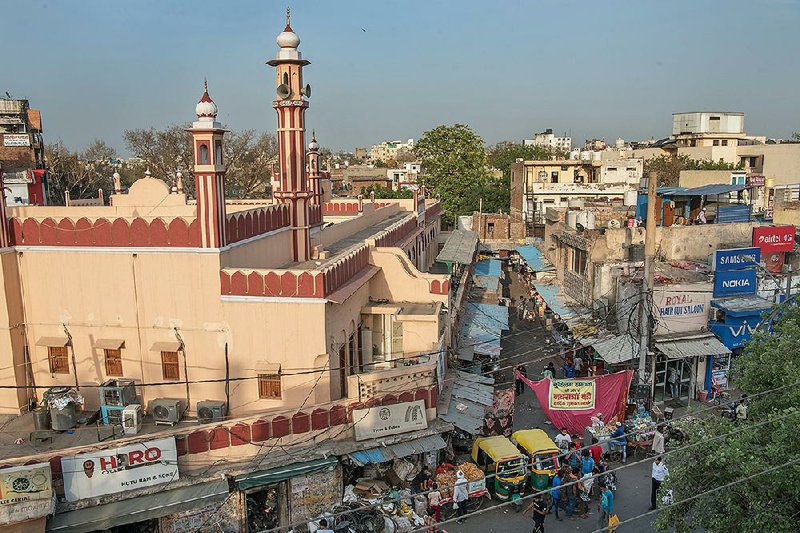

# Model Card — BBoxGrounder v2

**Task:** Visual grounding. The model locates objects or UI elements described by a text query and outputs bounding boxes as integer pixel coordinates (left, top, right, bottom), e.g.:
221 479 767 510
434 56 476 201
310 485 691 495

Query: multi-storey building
0 98 47 205
0 14 448 532
523 128 572 153
368 139 414 163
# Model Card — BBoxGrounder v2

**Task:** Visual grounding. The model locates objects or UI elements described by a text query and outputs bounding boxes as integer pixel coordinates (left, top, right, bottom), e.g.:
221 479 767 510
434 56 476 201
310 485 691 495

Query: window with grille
258 374 282 399
48 346 70 374
161 351 180 380
104 349 123 376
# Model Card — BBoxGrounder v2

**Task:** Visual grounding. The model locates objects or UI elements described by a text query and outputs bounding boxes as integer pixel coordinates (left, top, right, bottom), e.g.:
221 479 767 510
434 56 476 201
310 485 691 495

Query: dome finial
285 5 292 31
204 77 208 93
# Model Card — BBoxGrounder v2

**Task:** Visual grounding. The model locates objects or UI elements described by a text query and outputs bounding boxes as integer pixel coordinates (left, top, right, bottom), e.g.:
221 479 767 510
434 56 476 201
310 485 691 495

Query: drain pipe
173 328 190 414
62 324 79 390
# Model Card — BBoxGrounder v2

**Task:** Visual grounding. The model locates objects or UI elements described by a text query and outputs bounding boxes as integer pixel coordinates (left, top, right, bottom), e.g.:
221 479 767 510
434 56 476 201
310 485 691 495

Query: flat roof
435 230 478 266
672 111 744 116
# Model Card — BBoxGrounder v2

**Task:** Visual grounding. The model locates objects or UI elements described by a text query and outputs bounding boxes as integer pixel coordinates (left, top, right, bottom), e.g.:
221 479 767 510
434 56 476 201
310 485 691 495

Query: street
445 264 660 533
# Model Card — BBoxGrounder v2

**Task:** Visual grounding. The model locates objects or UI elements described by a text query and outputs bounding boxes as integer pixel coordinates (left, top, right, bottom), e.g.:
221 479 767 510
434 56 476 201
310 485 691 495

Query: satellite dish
302 84 312 98
277 84 291 99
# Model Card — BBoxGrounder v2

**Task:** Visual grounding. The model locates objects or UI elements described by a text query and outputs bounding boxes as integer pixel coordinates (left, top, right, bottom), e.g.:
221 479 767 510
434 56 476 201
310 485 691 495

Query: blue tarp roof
533 282 576 319
473 275 501 292
682 183 748 196
458 302 508 357
516 245 554 272
348 435 447 466
474 258 502 277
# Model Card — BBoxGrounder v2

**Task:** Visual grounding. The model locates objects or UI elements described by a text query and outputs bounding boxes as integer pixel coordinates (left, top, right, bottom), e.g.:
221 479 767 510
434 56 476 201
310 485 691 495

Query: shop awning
680 183 749 196
150 340 182 352
590 335 639 364
439 371 494 435
347 434 447 466
474 259 502 277
458 303 508 357
236 457 338 491
35 336 69 347
436 230 478 266
46 480 229 533
532 281 576 320
654 334 731 360
516 245 554 272
711 295 773 317
93 339 125 350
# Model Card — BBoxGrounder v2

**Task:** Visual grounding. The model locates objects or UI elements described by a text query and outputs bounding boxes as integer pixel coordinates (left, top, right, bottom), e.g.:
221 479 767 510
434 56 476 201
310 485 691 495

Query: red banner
752 225 795 253
516 370 634 435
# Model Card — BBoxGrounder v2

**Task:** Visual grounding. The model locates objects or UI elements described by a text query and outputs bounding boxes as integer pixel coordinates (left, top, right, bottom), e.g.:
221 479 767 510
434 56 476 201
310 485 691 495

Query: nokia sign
713 269 758 298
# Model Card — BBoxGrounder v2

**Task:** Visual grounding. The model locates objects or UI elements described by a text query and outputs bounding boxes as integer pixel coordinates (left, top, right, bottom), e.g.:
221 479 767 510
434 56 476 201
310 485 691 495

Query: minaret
0 163 8 247
268 7 312 262
188 80 228 248
307 130 322 205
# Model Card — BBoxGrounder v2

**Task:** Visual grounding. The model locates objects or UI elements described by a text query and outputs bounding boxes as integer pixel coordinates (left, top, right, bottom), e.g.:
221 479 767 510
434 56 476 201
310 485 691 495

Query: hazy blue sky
4 0 799 155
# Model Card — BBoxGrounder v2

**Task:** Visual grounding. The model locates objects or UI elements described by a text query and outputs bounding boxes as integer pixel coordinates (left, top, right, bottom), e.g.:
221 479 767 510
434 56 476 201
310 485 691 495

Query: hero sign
752 225 795 253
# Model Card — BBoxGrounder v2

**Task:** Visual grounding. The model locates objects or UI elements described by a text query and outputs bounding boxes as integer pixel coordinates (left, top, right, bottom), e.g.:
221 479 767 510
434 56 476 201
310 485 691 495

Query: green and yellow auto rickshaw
471 436 528 505
511 429 561 490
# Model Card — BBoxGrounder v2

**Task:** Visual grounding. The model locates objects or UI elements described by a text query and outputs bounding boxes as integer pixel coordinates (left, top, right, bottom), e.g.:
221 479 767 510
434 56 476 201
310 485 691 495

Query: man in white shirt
554 427 572 451
650 456 669 510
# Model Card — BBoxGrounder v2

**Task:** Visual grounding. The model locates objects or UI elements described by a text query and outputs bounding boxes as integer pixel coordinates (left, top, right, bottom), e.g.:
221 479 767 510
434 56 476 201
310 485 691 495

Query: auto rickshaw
471 436 528 504
511 429 561 490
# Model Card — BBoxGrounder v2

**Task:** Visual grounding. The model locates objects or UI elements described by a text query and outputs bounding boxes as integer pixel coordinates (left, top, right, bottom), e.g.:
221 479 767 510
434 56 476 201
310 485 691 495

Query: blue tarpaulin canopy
348 435 447 466
533 281 576 319
474 258 502 277
516 245 554 272
680 183 748 196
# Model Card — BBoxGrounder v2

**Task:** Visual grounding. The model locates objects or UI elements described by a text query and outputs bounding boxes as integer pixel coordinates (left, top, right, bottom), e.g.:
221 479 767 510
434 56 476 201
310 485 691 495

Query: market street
445 262 660 533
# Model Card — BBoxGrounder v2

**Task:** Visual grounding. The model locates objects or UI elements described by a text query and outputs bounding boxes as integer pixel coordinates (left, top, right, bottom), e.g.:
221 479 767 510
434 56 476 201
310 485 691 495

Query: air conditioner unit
709 308 724 322
122 404 143 435
150 398 184 426
197 400 227 424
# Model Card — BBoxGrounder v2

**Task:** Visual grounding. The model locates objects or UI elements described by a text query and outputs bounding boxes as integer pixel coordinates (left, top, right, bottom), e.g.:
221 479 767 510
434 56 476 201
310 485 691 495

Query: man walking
524 492 548 533
598 482 614 530
650 456 669 510
564 467 578 520
453 470 469 523
548 468 563 520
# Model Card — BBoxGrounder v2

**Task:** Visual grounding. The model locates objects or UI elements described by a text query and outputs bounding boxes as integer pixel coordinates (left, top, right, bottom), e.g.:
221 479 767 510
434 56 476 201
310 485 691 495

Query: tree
654 303 800 533
484 141 555 213
45 140 119 205
644 154 743 186
414 124 488 225
124 125 278 199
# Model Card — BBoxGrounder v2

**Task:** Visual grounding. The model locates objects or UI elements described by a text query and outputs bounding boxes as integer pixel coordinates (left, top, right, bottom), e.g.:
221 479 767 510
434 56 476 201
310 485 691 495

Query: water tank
628 243 645 262
567 198 584 209
585 211 596 230
566 211 578 229
576 211 589 228
624 190 638 207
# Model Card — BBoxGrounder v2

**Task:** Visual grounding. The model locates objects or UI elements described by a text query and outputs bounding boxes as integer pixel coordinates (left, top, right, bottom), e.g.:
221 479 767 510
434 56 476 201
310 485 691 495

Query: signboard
353 400 427 442
653 285 712 335
713 247 760 271
713 269 758 298
61 437 179 501
2 134 30 147
710 321 758 350
747 175 765 187
764 251 785 274
752 225 795 253
548 379 596 410
0 463 52 525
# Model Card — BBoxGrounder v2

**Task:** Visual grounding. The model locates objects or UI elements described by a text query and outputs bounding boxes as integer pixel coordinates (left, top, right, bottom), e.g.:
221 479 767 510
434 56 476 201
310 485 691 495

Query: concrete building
523 128 571 153
388 162 422 190
342 166 392 195
0 98 47 205
0 15 450 532
367 139 414 163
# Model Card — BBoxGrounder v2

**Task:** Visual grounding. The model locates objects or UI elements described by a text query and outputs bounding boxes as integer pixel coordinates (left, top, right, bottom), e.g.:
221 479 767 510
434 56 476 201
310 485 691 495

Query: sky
4 0 799 156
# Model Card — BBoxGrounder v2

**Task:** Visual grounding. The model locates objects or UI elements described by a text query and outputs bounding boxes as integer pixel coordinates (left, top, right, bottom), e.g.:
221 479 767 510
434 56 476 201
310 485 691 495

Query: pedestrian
413 465 432 492
566 443 582 475
598 482 614 531
652 424 666 455
696 207 707 224
668 367 680 398
543 362 556 380
565 467 579 520
316 518 334 533
562 360 576 378
427 482 442 522
610 421 627 463
573 354 583 377
735 394 749 423
649 456 669 510
578 471 592 519
548 468 563 521
554 427 572 452
588 437 603 465
580 449 596 476
453 470 469 523
424 507 438 533
525 492 548 533
515 364 528 396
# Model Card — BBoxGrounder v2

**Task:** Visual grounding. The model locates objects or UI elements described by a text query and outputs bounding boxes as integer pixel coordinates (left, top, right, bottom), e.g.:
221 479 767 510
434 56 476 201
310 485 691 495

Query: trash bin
32 408 51 430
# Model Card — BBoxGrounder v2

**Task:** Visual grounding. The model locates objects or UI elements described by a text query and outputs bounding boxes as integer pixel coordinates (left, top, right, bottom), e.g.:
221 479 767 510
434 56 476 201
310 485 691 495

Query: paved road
443 266 661 532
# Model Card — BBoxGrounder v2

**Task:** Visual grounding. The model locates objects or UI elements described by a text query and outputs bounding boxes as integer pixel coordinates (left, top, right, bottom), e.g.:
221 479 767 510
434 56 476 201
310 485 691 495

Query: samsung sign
714 247 761 271
713 269 758 298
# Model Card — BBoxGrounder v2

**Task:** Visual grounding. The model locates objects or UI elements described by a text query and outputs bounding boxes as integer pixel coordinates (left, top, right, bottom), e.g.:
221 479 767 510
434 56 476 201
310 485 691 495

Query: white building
368 139 414 163
523 129 572 153
388 162 422 190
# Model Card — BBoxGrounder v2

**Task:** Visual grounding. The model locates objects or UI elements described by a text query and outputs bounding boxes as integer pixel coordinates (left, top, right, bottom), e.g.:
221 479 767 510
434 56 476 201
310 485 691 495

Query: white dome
196 81 218 118
277 28 300 49
308 139 319 151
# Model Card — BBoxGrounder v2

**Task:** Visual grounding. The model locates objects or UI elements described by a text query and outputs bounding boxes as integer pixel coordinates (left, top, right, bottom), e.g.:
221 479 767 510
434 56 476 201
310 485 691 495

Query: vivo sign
714 247 760 271
713 269 758 298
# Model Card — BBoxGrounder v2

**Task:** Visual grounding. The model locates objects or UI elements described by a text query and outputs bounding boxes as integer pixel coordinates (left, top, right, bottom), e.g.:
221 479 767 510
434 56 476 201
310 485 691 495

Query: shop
652 333 730 405
0 462 53 533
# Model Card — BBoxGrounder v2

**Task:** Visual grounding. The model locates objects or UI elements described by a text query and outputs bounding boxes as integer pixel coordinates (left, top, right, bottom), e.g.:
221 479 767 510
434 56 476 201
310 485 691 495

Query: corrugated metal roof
591 335 639 364
711 295 773 316
348 434 447 466
439 371 494 435
516 245 554 272
655 334 731 359
436 230 478 265
681 184 749 196
458 303 508 357
532 282 576 318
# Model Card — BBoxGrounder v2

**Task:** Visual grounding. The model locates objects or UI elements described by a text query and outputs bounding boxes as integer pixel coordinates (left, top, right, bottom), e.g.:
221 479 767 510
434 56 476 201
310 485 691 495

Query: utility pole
638 171 657 384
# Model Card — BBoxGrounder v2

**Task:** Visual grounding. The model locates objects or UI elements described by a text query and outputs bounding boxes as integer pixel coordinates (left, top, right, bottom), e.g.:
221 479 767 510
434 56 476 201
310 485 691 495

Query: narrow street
448 263 660 533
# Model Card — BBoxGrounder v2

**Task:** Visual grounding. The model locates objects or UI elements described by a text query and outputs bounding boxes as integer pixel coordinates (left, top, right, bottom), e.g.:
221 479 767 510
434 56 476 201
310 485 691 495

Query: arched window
283 72 289 86
199 144 209 165
215 141 223 165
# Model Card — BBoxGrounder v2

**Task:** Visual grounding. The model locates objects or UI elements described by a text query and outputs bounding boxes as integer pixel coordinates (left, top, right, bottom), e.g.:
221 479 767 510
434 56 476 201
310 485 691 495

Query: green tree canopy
414 124 488 225
645 154 743 186
483 141 556 213
655 303 800 533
